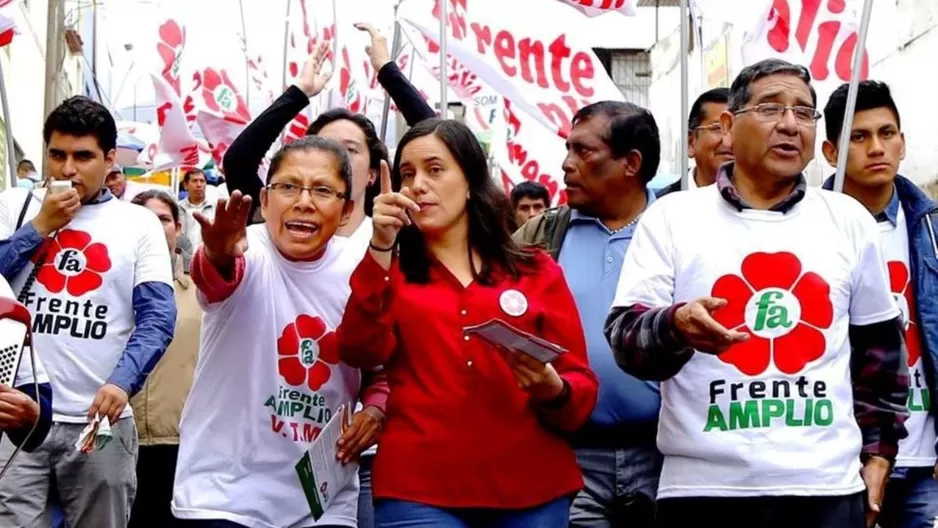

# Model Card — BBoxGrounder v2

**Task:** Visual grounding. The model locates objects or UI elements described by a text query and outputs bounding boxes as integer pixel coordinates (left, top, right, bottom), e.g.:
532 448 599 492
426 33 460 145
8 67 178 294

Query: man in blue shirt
0 97 176 527
515 101 662 527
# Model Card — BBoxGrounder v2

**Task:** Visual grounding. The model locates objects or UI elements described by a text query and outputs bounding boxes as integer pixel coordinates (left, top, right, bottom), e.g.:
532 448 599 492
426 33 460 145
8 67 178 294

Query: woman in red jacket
337 118 598 528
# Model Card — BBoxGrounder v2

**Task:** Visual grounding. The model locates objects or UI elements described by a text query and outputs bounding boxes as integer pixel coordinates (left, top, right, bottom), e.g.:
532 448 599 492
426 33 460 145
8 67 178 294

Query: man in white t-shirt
173 136 388 528
606 59 908 527
0 96 176 527
821 80 938 528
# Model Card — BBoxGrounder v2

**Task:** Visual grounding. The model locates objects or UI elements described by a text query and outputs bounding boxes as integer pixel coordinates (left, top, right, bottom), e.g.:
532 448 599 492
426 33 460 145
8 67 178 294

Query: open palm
194 191 252 263
298 42 333 97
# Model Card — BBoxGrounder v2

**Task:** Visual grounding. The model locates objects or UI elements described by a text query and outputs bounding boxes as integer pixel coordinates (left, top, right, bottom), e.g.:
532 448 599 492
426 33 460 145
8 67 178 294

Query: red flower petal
158 20 184 47
711 274 752 329
36 265 66 294
887 261 909 295
82 243 112 273
773 323 825 374
317 332 339 364
741 252 801 290
57 229 91 251
66 271 103 297
157 42 176 73
307 361 331 391
718 331 771 376
203 68 222 90
296 315 326 340
278 356 306 386
31 239 61 264
791 272 833 329
277 323 299 356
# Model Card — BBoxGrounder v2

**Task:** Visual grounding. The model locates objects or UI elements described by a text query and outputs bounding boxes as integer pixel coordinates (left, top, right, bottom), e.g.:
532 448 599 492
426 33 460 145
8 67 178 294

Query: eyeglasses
734 103 821 125
267 182 347 203
693 123 723 134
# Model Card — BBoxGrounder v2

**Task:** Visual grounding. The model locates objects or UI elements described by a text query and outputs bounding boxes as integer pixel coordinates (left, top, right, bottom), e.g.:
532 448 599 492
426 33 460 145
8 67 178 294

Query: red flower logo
157 19 186 95
711 252 833 376
200 68 252 125
277 315 339 391
32 229 111 297
888 261 923 367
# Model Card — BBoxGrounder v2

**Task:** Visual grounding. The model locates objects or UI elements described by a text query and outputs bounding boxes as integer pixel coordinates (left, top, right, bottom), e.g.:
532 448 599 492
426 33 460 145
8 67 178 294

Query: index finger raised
379 160 391 194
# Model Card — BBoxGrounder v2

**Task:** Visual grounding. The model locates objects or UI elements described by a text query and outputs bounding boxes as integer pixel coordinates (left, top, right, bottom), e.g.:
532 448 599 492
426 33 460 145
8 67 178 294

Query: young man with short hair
0 96 176 526
509 181 550 229
822 80 938 528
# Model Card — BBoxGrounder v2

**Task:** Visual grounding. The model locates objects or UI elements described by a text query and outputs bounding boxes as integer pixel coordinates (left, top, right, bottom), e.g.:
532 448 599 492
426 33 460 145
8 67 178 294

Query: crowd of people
0 22 933 528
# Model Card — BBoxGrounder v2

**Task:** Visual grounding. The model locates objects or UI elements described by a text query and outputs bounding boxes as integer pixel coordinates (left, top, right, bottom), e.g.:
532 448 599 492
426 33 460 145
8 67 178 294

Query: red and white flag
555 0 636 17
150 73 201 171
0 0 20 48
195 111 246 167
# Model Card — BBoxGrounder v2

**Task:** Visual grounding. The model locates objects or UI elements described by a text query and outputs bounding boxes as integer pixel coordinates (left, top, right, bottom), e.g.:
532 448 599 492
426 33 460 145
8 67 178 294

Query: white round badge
499 289 528 317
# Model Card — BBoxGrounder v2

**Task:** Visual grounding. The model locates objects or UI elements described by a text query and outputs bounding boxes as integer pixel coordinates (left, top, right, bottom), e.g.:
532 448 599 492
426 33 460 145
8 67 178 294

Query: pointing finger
379 160 391 194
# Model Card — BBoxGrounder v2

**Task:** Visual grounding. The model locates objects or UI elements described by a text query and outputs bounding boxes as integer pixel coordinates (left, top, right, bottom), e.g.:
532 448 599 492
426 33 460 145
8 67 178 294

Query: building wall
0 0 84 188
648 0 938 186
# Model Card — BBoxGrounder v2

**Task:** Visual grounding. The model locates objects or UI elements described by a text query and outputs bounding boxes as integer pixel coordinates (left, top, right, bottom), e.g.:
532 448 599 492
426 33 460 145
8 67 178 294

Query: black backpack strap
15 191 35 231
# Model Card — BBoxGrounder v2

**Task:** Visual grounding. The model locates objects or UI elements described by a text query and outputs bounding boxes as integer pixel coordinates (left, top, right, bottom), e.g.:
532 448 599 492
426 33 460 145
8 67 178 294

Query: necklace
609 214 642 235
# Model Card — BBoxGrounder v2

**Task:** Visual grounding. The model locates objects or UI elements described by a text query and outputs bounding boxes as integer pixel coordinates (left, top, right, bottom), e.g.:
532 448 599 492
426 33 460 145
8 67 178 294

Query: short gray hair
728 59 817 112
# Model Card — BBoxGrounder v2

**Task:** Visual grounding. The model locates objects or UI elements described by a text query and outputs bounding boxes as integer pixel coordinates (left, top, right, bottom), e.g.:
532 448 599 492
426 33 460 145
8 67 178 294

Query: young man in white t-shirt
606 59 908 527
0 96 177 527
173 136 388 528
821 80 938 528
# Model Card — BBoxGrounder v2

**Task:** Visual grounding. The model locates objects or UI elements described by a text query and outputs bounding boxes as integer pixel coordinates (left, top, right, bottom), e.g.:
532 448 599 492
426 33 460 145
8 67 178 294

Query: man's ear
622 149 644 179
688 132 697 159
719 111 734 152
821 140 838 169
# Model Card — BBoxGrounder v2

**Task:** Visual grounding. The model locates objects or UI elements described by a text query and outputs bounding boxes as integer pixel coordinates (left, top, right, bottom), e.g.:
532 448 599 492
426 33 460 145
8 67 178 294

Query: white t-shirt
0 188 173 422
173 225 362 528
613 185 899 498
879 207 937 467
0 276 50 389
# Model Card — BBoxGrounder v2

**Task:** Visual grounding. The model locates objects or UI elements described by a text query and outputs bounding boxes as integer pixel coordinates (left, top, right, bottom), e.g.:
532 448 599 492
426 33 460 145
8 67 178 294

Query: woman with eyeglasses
337 119 598 528
171 136 389 528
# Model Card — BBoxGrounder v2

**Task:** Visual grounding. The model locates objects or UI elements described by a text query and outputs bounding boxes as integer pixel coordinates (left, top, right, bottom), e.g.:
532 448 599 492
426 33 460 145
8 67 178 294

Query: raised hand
355 23 391 72
371 160 418 252
296 41 333 98
674 297 750 355
195 191 252 269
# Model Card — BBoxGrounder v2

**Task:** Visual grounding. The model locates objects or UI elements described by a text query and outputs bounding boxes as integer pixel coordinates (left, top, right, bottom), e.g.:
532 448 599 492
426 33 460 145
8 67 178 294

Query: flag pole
679 0 690 190
279 0 292 143
379 1 403 142
0 59 17 190
439 0 448 117
239 0 250 106
833 0 874 194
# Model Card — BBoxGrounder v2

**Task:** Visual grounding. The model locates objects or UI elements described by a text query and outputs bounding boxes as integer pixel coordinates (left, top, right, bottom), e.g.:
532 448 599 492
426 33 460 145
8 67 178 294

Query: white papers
463 319 567 363
74 414 114 454
295 404 357 521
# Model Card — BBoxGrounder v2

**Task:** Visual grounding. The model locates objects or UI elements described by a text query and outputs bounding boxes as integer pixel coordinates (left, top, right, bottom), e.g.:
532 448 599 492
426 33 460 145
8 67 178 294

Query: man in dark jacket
821 80 938 528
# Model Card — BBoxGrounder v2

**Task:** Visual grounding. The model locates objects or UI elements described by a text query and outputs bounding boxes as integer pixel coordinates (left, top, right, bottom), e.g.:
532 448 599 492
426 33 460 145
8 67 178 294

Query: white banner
400 0 624 139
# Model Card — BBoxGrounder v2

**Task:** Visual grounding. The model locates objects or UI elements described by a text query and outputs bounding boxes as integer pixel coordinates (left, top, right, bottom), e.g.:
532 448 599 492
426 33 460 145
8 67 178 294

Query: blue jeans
374 497 572 528
569 442 662 527
879 466 938 528
358 454 375 528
